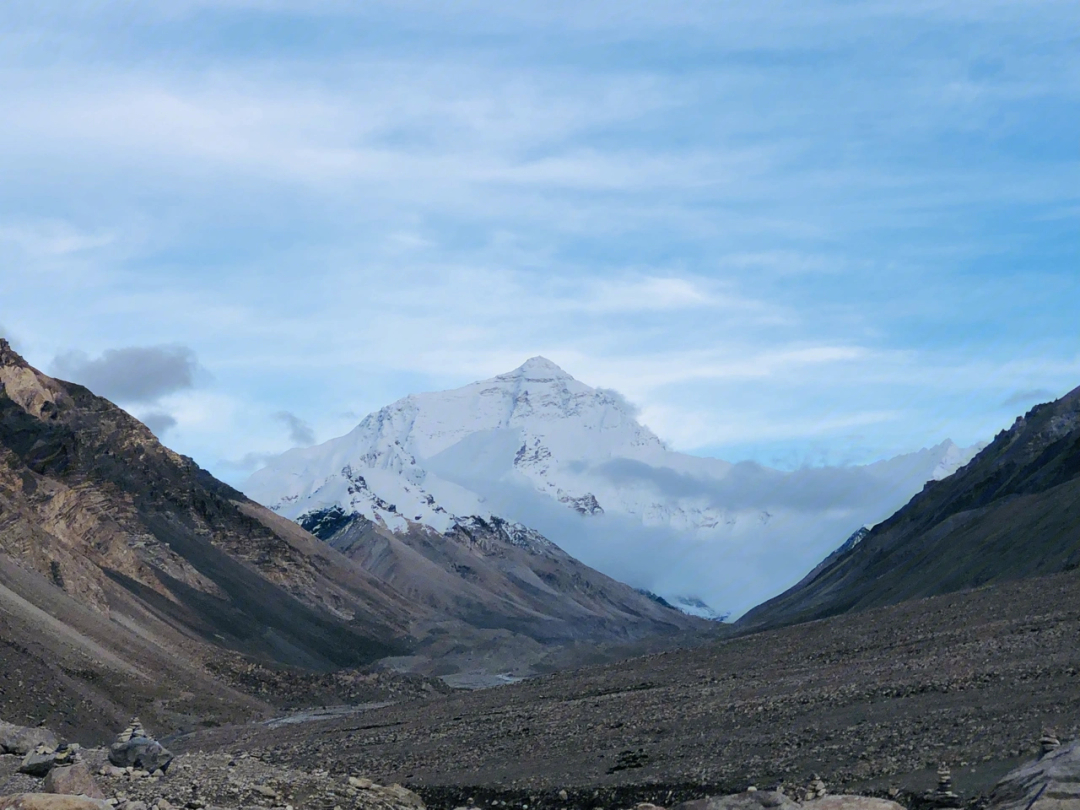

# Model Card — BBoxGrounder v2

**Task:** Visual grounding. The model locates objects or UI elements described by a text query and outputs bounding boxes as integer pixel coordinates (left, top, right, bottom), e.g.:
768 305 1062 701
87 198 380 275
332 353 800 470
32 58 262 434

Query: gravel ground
174 569 1080 807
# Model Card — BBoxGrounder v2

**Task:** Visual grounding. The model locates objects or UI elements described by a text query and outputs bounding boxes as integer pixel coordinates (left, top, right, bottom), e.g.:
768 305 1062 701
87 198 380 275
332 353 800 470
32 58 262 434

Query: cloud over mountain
51 345 198 404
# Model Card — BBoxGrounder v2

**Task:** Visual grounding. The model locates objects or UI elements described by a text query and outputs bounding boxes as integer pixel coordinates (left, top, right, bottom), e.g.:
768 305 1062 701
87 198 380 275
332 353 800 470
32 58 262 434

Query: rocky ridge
741 384 1080 630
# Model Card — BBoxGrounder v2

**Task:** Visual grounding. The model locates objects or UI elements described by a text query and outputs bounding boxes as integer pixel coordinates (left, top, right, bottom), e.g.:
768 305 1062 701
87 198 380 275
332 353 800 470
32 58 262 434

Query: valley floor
170 568 1080 807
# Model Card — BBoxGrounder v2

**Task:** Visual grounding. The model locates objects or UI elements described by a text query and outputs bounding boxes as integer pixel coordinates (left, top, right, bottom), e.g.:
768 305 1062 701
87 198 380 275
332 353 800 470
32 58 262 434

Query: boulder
19 749 57 778
42 765 103 800
0 725 58 757
987 738 1080 810
0 795 110 810
803 799 905 810
107 736 172 772
107 719 172 774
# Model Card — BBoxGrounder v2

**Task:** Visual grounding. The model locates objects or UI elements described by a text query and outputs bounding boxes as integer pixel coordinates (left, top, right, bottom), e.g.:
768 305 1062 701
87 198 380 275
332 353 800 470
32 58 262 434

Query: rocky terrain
0 338 454 741
4 709 1077 810
6 337 1080 810
302 508 710 684
174 566 1080 805
0 716 429 810
741 385 1080 629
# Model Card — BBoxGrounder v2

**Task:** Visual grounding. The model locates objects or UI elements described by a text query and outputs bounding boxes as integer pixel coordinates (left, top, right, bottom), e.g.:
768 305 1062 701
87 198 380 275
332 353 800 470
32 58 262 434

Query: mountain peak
0 338 30 370
503 356 573 380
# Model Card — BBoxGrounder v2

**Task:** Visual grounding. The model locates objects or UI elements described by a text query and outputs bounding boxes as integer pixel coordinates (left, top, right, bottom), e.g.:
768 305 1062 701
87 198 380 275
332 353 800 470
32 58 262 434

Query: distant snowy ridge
244 357 981 619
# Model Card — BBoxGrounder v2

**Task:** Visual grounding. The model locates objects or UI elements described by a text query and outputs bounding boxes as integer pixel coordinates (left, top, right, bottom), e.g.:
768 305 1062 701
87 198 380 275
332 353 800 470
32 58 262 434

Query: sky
2 0 1078 486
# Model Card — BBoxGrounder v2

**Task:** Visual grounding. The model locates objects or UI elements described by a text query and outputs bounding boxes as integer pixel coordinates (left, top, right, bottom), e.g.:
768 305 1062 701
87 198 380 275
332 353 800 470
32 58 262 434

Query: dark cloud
1002 389 1055 408
52 345 198 403
141 412 178 437
273 411 315 446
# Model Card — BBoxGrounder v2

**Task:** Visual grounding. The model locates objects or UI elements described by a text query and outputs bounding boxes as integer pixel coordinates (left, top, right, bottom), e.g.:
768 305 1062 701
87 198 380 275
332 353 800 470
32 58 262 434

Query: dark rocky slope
0 339 424 739
301 509 710 682
739 385 1080 629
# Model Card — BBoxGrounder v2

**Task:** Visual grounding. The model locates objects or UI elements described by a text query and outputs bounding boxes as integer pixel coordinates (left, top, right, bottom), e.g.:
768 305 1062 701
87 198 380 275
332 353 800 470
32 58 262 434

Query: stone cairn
1039 729 1061 757
803 775 827 801
117 717 147 744
107 715 173 774
53 741 81 766
931 764 960 807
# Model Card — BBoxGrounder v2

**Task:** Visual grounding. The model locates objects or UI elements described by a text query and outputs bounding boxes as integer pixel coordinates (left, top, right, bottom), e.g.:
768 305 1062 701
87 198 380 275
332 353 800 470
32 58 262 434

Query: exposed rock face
0 339 707 735
742 384 1080 629
987 738 1080 810
303 506 709 678
0 340 422 738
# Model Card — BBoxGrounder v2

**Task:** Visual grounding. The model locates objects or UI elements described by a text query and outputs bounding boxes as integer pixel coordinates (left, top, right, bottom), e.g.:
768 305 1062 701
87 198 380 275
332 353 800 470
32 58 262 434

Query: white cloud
0 0 1076 490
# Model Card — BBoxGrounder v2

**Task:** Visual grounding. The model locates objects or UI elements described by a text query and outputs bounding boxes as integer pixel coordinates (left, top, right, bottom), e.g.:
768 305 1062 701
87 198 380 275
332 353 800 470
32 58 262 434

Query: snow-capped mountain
244 357 980 619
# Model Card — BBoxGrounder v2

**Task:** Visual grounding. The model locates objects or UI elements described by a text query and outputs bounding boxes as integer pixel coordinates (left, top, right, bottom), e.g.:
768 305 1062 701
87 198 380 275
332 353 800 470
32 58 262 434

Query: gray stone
802 799 905 810
42 765 103 799
988 738 1080 810
0 725 58 758
701 791 799 810
106 740 171 775
19 749 57 778
0 796 111 810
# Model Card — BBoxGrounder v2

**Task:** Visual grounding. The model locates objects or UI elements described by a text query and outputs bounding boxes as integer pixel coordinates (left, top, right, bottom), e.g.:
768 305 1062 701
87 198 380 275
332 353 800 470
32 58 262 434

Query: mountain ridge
245 357 981 617
739 383 1080 629
0 341 706 702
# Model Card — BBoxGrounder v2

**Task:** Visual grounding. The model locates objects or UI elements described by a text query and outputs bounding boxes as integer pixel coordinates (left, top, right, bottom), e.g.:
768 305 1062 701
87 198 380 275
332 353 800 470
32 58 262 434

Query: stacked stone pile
106 720 172 777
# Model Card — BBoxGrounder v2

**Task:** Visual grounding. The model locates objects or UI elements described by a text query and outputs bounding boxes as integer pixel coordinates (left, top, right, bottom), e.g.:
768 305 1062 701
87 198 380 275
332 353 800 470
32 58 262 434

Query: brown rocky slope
0 339 427 740
0 339 711 737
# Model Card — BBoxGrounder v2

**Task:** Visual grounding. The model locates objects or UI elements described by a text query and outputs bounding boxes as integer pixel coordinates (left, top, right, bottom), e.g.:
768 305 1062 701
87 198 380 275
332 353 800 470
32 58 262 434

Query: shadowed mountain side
739 385 1080 630
302 510 714 679
0 550 271 743
0 338 416 682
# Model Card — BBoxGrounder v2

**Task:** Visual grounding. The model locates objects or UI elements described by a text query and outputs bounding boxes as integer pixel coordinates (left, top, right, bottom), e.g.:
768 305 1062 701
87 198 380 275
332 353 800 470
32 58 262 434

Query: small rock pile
105 719 172 778
925 764 959 808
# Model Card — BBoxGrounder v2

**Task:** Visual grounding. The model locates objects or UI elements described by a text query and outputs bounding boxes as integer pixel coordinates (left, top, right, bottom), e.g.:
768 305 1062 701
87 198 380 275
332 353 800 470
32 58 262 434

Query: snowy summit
244 358 980 618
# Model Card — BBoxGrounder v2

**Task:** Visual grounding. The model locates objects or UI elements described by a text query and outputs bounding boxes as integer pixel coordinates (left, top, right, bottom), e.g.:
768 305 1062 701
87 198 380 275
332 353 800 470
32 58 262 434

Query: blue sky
1 0 1078 483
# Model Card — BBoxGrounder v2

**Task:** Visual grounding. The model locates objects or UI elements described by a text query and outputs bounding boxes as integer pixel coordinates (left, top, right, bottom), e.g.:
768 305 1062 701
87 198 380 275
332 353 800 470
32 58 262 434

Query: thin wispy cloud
0 0 1075 485
273 411 316 446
